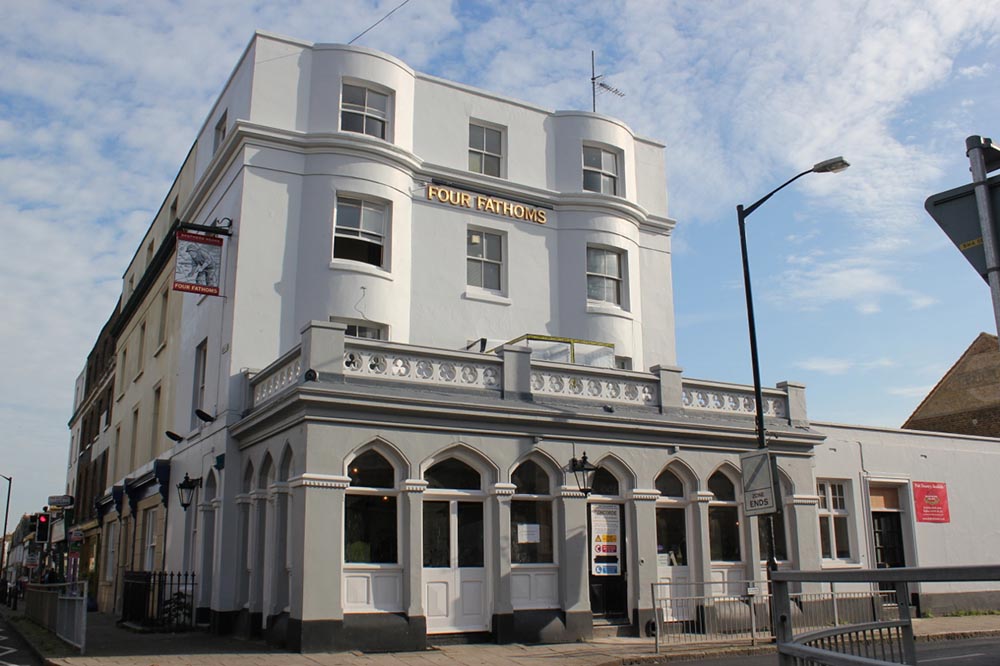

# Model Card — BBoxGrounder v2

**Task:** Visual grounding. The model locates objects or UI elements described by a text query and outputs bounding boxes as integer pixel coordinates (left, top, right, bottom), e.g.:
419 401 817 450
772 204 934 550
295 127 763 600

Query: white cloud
796 356 895 375
889 385 934 399
958 63 994 79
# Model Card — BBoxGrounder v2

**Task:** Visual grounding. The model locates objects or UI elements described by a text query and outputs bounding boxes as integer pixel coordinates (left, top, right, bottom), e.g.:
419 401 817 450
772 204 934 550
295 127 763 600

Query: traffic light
36 513 50 543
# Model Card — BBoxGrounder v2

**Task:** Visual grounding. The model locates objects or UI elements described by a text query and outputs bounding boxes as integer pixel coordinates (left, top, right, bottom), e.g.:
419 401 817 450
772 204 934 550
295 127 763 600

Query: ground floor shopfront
216 387 825 651
151 329 1000 652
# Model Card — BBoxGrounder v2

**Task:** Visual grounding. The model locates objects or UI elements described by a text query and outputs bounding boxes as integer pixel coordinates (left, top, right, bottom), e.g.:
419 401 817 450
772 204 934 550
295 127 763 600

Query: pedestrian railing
772 565 1000 666
24 581 87 653
121 570 196 631
651 580 897 654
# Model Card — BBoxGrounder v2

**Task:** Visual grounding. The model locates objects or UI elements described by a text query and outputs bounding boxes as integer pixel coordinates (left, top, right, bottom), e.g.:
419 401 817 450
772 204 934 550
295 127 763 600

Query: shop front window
345 450 398 564
510 460 554 564
708 471 741 562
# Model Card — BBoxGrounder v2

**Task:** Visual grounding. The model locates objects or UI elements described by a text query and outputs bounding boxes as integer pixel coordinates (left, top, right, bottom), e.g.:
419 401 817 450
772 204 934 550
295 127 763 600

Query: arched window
511 460 553 564
591 467 619 496
708 471 740 562
655 469 687 566
426 458 481 490
345 450 398 564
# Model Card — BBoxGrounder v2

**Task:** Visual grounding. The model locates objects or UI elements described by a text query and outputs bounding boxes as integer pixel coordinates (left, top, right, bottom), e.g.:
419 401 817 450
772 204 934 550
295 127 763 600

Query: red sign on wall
913 481 950 523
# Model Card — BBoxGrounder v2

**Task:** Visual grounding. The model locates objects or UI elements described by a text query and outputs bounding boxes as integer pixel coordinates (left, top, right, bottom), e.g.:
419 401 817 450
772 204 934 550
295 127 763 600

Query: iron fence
24 582 87 653
121 571 196 631
773 565 1000 666
651 580 898 654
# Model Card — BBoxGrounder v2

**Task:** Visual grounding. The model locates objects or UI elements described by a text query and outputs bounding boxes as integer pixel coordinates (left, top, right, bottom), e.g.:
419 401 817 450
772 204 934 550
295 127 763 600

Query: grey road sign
740 450 777 516
924 174 1000 284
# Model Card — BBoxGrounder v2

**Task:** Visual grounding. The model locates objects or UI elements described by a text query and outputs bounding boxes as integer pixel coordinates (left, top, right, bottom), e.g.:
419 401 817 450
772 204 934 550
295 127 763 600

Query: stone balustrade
245 321 804 425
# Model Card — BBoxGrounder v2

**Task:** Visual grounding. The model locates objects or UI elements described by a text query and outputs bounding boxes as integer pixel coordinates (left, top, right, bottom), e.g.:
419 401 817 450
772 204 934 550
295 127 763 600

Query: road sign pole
967 136 1000 347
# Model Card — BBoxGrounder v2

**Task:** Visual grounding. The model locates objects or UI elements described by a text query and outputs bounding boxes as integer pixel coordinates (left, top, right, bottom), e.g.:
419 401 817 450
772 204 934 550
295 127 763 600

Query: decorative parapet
530 361 659 407
250 346 302 407
343 339 503 391
680 378 788 419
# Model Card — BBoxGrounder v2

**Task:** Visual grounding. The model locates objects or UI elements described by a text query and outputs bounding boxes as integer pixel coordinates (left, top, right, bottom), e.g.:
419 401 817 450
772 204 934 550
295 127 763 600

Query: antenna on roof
349 0 413 45
591 51 625 113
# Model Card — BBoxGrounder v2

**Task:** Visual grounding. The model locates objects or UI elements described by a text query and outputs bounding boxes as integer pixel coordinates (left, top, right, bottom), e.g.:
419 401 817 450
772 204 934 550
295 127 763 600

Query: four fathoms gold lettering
427 184 546 224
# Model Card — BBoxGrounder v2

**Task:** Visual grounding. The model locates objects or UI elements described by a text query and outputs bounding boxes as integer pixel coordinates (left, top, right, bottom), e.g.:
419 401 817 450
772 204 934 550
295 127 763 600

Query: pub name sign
427 184 548 224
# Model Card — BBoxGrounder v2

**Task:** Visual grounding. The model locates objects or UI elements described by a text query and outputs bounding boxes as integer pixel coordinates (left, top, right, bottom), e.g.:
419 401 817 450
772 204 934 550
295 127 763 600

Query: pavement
2 601 1000 666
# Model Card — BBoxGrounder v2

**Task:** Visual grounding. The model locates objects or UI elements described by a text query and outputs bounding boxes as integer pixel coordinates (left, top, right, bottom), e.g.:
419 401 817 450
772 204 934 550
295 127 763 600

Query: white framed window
104 521 117 581
655 468 688 567
142 507 157 571
192 339 207 429
469 123 503 177
157 289 169 347
136 321 146 377
818 481 852 560
586 246 624 305
334 197 388 268
341 83 389 139
348 323 385 340
467 228 504 292
583 145 618 195
345 450 399 564
213 110 227 153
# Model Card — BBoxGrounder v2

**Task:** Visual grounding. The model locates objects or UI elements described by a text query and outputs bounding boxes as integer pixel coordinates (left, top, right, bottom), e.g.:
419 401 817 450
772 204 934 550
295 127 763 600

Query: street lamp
176 474 202 511
737 156 849 573
0 474 10 600
569 452 598 496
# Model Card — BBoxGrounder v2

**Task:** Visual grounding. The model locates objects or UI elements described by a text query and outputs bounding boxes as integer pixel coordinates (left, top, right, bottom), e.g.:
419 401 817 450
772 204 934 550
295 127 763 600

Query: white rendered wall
813 422 1000 592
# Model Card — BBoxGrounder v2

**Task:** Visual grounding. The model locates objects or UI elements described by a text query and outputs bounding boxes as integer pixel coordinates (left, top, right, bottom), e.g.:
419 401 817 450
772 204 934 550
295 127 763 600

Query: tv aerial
591 51 625 113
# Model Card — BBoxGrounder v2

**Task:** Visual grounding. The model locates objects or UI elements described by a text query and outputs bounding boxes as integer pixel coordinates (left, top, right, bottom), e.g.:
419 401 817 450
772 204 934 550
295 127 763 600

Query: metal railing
24 581 87 653
651 580 898 654
121 571 196 631
773 565 1000 665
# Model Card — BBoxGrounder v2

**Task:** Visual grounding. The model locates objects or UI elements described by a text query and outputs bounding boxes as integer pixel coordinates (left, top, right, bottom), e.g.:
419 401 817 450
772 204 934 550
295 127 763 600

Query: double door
423 499 488 633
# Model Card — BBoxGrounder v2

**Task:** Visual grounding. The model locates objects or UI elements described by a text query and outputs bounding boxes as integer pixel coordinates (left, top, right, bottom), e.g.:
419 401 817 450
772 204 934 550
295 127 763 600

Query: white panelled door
423 500 488 633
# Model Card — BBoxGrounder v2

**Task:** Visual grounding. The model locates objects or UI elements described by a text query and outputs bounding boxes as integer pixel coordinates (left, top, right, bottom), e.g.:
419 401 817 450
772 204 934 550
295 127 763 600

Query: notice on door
591 504 621 576
913 481 950 523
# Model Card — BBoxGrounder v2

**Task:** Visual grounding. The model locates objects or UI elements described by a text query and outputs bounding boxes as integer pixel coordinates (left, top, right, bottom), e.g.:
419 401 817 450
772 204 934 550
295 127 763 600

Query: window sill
586 301 632 319
153 342 166 358
819 560 862 569
343 563 403 570
133 370 144 383
329 259 393 281
511 562 558 569
462 289 510 306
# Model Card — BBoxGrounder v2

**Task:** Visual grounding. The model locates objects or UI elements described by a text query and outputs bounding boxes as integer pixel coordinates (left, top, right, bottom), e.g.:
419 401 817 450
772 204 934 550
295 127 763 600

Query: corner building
81 31 1000 654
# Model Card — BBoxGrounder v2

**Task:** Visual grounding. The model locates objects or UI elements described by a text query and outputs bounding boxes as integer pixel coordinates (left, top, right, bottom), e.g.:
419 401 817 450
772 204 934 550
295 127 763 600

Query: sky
2 0 999 526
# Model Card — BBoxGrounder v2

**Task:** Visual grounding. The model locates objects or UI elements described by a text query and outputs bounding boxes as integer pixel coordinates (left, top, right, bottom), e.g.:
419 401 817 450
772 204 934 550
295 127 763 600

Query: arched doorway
422 457 489 633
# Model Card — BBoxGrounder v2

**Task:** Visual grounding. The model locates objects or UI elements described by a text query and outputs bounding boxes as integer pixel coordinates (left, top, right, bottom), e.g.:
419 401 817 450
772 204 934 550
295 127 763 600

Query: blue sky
2 0 999 524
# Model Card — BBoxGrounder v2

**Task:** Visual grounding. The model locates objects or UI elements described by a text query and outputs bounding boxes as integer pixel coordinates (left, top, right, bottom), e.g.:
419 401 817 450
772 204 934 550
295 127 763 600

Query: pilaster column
289 473 350 623
492 482 516 616
559 485 591 637
788 494 821 571
628 489 661 618
249 489 269 615
401 479 427 618
691 491 714 591
234 493 253 609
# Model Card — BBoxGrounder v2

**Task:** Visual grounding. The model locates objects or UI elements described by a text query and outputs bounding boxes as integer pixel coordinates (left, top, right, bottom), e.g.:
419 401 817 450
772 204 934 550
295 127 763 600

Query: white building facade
81 32 1000 653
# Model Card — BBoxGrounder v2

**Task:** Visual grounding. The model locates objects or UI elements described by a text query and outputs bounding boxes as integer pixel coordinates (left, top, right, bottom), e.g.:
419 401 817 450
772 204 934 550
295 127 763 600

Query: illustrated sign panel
174 231 224 295
591 503 621 576
913 481 950 523
740 450 778 516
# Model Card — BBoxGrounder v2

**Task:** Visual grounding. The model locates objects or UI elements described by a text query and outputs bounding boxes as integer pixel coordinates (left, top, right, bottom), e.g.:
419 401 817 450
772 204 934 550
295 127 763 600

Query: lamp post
0 474 10 600
737 156 849 574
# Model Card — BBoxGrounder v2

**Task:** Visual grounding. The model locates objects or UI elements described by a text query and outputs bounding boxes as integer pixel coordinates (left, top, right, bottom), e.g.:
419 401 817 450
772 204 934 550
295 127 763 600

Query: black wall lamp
569 452 598 496
165 431 184 443
194 409 216 424
176 473 203 511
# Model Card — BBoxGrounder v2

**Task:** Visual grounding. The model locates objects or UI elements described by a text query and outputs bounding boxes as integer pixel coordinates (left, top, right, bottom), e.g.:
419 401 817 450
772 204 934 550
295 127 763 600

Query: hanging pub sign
913 481 950 523
590 504 621 576
174 231 224 296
